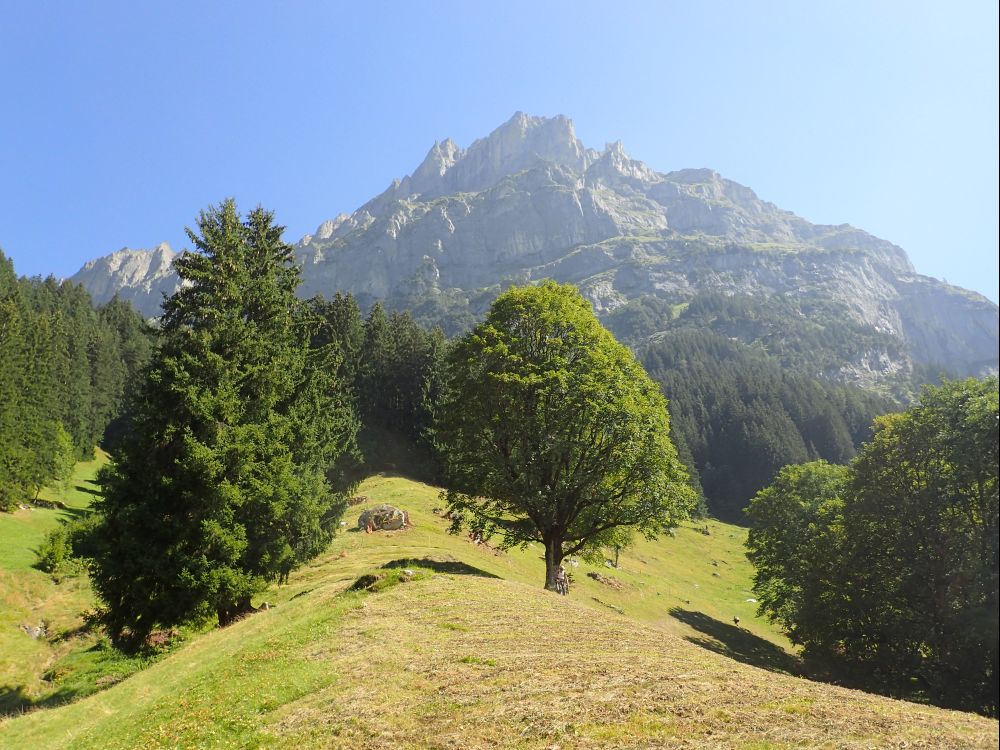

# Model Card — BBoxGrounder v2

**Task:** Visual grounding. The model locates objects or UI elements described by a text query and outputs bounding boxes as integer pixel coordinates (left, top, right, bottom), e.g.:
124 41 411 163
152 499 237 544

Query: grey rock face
69 242 182 318
69 113 998 381
358 504 409 531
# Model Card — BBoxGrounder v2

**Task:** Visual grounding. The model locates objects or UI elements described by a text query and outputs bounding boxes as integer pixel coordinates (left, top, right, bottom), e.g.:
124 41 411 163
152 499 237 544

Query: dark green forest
0 250 152 511
307 294 445 480
642 328 894 521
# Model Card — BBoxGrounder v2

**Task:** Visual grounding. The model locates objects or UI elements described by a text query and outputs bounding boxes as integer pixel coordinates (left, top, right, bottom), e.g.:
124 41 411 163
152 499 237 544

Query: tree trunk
543 534 563 591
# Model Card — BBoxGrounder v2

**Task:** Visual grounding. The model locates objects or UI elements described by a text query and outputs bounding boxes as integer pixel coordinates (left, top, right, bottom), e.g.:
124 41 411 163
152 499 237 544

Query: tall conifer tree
91 200 358 647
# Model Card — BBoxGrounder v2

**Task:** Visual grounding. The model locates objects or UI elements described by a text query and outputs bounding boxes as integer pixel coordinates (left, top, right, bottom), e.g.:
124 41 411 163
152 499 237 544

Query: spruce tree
90 200 358 647
0 266 29 510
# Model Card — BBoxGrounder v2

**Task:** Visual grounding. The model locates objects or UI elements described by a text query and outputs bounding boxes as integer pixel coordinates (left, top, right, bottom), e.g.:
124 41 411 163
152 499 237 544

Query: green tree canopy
843 378 998 713
435 281 695 590
90 201 358 648
745 377 999 715
745 460 849 650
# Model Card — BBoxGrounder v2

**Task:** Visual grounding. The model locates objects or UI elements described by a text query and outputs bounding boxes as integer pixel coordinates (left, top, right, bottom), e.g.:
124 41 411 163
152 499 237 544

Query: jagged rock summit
69 112 998 384
70 242 183 314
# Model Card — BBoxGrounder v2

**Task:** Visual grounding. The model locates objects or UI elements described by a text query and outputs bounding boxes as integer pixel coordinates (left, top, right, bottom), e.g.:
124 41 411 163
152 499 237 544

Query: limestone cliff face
69 243 182 317
69 113 998 382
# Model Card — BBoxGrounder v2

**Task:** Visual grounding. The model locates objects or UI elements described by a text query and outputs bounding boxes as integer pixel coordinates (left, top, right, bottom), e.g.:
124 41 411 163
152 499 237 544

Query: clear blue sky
2 1 997 301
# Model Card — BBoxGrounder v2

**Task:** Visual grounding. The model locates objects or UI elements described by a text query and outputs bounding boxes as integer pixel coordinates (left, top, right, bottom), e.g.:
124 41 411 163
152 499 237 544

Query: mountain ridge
68 112 999 386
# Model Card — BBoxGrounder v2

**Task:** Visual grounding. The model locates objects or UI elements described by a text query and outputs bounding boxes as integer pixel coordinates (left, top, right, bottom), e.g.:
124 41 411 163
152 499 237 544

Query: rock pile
358 504 409 532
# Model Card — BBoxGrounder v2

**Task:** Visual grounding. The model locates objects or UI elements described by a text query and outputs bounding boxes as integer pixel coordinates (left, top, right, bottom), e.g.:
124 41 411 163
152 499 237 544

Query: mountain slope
69 113 997 386
3 474 997 749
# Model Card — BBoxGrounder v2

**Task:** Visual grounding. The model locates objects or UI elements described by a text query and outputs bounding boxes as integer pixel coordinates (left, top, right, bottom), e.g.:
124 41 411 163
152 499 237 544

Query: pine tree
90 200 358 647
358 302 392 425
0 258 29 510
307 293 364 391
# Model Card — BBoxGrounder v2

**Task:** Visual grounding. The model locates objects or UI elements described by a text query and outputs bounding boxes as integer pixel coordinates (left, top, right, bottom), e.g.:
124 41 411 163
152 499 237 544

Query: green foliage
435 281 696 589
745 378 999 715
359 307 445 445
36 512 101 579
307 294 445 480
0 249 152 511
35 522 75 575
338 287 899 522
307 292 364 391
88 200 359 648
50 423 77 492
35 512 101 580
745 461 849 647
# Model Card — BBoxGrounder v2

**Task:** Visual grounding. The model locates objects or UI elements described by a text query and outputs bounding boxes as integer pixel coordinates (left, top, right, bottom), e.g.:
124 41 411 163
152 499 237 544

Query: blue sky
1 1 997 301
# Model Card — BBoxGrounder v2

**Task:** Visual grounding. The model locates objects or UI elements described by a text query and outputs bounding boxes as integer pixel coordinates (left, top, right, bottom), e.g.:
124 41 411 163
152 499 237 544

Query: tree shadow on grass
668 608 801 675
57 504 91 522
381 557 500 578
74 484 103 497
0 683 85 718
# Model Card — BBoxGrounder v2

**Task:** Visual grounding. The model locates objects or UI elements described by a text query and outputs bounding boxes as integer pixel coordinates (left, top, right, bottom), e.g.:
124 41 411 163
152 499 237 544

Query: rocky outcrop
68 113 998 380
69 242 182 318
358 504 409 532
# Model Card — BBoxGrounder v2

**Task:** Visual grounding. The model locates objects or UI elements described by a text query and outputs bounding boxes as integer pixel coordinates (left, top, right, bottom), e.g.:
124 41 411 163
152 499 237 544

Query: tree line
308 292 445 477
746 377 998 715
0 251 152 510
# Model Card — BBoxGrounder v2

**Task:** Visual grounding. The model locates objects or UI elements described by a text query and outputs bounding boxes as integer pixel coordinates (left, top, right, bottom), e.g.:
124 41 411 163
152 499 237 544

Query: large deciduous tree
90 200 358 648
745 377 999 715
435 281 695 590
843 377 998 713
745 460 850 651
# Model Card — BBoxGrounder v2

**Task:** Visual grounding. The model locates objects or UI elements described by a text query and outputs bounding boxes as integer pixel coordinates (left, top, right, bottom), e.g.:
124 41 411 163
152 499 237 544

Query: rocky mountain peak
396 112 592 200
68 112 997 379
69 242 182 315
586 140 661 186
407 138 463 195
80 242 176 277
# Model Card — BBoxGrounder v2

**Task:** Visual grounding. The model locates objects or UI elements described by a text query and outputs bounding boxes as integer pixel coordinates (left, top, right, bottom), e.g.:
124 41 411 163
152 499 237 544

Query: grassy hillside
290 475 794 657
2 472 996 748
0 453 104 710
0 452 156 716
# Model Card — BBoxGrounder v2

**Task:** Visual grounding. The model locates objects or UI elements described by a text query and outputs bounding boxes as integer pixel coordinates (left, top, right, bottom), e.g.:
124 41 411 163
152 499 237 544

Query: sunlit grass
2 471 995 748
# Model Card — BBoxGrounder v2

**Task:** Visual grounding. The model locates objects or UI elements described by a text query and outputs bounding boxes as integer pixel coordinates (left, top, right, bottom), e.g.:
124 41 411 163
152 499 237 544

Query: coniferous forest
0 250 152 511
642 328 895 521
